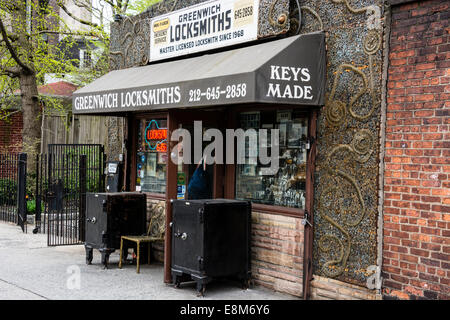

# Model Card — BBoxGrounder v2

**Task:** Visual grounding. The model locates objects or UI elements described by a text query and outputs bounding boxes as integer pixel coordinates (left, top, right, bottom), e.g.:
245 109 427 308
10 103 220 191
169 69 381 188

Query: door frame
163 108 227 283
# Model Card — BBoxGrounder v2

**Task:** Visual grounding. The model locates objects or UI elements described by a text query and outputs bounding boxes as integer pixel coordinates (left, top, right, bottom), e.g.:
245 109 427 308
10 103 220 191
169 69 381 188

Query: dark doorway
175 109 226 200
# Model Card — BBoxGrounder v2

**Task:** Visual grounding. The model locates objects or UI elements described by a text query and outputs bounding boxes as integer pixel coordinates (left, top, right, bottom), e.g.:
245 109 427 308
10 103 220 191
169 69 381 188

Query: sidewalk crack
0 278 50 300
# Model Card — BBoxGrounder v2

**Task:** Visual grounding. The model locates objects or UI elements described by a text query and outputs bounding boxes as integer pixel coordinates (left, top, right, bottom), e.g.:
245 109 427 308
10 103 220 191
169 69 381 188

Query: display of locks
235 110 309 209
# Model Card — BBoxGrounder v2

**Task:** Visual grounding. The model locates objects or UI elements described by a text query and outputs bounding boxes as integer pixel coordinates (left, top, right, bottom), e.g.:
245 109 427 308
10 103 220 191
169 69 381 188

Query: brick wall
311 275 381 300
0 112 23 153
251 212 304 297
383 0 449 300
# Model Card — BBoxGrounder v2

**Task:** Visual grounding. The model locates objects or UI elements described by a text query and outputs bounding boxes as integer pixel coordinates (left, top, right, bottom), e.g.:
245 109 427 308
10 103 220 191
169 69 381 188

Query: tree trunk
19 71 41 173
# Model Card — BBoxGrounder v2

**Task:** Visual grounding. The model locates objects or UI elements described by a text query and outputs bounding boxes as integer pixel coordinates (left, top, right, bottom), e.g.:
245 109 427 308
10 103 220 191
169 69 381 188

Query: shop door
175 110 225 201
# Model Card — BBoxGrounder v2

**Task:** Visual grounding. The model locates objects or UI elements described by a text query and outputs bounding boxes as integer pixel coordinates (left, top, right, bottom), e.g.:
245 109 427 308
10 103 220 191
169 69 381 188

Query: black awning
72 32 325 114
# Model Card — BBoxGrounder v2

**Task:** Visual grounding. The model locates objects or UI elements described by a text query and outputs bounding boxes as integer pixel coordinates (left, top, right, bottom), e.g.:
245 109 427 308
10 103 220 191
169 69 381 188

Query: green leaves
0 1 162 126
127 0 161 16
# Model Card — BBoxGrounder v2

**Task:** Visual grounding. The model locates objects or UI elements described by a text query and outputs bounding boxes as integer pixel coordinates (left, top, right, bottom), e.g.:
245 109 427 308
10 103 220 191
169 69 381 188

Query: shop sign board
73 33 326 114
150 0 259 61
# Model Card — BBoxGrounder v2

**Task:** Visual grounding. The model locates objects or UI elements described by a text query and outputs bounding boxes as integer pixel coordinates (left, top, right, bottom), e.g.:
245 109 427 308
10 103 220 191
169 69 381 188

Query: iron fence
0 153 19 224
34 144 105 246
48 144 105 194
1 145 105 241
0 153 27 232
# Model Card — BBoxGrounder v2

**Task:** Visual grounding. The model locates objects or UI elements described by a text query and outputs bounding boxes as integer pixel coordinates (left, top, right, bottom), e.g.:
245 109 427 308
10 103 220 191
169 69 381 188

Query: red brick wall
383 0 449 300
0 112 23 153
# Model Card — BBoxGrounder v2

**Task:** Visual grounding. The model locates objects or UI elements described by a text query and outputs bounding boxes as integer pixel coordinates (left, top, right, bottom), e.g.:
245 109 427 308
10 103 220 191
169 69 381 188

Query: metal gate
0 153 27 232
35 144 105 246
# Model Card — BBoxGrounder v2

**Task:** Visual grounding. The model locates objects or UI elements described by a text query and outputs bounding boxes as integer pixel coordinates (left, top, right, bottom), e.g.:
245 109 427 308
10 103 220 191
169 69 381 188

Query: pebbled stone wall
109 0 290 70
300 0 384 288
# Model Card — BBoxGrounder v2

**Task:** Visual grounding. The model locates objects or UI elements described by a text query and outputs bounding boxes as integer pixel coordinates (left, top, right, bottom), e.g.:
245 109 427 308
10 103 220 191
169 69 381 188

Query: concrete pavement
0 222 298 300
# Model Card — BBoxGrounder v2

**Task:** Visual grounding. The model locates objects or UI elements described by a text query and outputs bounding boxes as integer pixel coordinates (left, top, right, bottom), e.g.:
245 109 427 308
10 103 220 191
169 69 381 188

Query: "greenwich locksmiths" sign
150 0 259 61
72 33 325 114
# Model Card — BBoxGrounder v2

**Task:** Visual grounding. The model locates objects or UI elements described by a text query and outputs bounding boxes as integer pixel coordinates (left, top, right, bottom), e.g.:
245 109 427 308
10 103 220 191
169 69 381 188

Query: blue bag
187 160 212 200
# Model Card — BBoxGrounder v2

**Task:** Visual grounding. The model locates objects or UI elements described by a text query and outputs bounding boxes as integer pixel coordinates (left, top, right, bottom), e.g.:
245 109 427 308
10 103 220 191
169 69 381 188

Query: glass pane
136 118 168 194
179 123 214 200
235 110 308 209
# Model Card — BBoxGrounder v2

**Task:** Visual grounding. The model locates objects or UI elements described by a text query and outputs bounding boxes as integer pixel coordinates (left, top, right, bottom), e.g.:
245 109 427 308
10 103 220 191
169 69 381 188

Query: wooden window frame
224 104 318 219
128 106 318 216
129 112 169 201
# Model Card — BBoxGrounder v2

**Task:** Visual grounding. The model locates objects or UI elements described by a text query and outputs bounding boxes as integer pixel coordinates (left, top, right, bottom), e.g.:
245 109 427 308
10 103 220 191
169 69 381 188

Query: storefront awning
73 32 325 114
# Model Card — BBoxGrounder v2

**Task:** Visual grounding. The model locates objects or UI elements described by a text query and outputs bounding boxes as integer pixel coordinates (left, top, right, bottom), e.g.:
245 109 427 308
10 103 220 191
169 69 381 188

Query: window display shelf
236 110 308 209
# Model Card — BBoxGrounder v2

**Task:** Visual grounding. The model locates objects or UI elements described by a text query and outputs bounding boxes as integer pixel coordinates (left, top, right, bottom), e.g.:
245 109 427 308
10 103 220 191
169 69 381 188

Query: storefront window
136 118 168 193
235 110 308 209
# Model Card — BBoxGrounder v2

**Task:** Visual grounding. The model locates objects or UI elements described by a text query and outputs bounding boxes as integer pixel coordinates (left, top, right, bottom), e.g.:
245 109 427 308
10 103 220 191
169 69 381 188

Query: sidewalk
0 222 298 300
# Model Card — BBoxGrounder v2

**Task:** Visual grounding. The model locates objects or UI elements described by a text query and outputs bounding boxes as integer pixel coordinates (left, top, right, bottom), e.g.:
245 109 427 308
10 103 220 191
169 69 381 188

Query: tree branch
71 1 105 26
122 0 130 14
56 0 99 27
1 66 21 77
0 109 22 121
105 0 116 9
0 17 33 75
73 0 92 10
103 0 117 15
0 33 19 42
30 30 105 40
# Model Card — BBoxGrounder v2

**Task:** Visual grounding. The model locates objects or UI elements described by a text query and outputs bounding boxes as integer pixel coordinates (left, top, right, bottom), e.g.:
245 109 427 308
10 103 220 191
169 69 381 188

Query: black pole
17 153 27 233
79 154 87 242
34 154 41 234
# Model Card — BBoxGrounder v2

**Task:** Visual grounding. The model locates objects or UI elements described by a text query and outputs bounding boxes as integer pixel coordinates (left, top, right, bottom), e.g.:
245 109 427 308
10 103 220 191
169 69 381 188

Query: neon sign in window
137 119 167 194
145 119 167 152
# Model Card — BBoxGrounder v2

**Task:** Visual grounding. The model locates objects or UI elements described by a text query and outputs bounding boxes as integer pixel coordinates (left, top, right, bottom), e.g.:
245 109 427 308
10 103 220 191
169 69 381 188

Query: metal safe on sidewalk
171 199 252 295
85 192 146 268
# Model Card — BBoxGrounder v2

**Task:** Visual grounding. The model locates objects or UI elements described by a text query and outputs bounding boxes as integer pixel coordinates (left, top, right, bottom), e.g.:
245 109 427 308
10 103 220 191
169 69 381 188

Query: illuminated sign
145 120 167 152
147 129 167 140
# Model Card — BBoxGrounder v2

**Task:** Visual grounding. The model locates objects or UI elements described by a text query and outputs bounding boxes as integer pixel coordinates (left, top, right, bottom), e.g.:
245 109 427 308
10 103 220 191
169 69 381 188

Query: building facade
71 0 449 300
382 0 449 300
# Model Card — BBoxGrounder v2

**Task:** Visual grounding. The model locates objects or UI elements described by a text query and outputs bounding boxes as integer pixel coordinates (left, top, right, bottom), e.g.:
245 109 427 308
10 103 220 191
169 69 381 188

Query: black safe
85 192 146 268
171 199 252 295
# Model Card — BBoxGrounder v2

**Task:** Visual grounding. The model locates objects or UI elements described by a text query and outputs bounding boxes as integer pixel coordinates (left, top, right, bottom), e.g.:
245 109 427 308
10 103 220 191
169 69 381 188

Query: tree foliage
127 0 161 15
0 0 157 160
